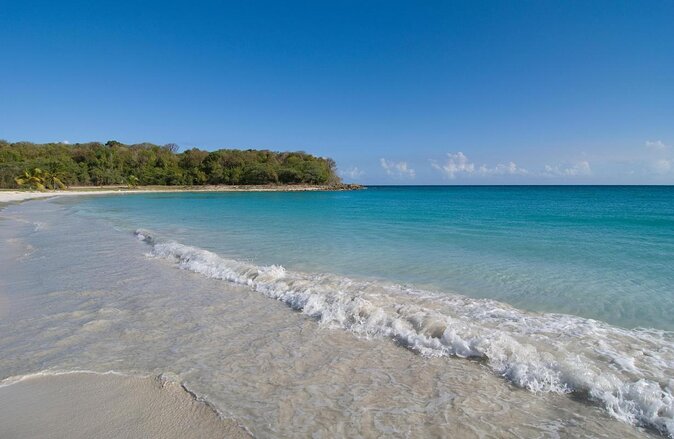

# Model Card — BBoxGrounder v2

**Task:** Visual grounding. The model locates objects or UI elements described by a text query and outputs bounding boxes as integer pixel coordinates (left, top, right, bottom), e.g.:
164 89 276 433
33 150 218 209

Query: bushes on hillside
0 140 340 188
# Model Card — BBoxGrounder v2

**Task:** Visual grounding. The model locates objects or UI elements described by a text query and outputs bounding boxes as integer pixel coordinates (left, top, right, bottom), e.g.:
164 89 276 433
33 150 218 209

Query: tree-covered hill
0 140 342 188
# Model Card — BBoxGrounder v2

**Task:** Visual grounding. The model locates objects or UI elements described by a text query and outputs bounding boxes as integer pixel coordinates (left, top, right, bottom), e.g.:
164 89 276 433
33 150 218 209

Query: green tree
15 168 47 191
43 170 67 190
0 141 342 188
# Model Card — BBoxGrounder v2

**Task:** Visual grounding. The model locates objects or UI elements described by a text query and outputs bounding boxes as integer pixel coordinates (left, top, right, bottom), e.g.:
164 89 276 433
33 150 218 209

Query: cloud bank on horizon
336 140 673 184
379 159 416 179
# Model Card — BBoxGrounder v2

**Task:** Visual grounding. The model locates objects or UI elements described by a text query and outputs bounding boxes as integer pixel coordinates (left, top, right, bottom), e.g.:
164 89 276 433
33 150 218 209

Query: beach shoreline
0 183 364 204
0 371 252 439
1 187 671 438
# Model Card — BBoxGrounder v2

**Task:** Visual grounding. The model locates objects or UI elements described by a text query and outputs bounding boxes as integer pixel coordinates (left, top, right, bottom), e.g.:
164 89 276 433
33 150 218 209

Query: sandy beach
0 372 251 439
0 184 362 204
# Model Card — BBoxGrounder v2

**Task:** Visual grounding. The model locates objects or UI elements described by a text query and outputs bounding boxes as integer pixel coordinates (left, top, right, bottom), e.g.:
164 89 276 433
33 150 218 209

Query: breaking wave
135 229 674 436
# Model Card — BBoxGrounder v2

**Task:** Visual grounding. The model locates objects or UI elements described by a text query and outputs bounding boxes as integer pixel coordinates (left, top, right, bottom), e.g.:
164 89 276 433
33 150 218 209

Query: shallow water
1 192 673 437
69 186 674 331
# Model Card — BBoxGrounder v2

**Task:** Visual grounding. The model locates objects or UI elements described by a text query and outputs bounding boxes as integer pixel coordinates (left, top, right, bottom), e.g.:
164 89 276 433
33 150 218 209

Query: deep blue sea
71 186 674 331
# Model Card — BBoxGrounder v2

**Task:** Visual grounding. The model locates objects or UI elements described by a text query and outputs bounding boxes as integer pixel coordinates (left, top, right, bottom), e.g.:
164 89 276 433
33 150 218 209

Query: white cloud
642 140 672 176
479 161 528 176
380 158 415 179
542 161 592 177
645 140 669 152
431 152 474 179
652 159 672 175
431 152 527 179
340 166 365 179
60 140 70 144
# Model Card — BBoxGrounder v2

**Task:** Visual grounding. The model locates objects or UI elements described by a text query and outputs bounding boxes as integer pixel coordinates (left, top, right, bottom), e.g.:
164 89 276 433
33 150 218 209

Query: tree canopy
0 140 341 188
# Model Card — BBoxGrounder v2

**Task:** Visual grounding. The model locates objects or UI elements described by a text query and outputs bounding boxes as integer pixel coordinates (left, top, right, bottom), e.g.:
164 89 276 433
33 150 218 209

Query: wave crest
135 230 674 437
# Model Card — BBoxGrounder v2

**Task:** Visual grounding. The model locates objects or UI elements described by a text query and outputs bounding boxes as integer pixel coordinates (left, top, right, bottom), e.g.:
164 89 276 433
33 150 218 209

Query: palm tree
43 171 67 190
14 168 47 191
127 175 140 188
14 168 67 191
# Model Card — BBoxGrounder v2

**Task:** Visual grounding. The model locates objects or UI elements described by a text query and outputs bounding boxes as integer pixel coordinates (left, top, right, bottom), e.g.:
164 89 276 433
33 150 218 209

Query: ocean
1 186 673 437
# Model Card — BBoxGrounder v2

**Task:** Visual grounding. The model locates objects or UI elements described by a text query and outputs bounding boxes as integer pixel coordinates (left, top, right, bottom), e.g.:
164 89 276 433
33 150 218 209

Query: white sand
0 185 346 204
0 372 251 439
0 189 182 204
0 190 91 203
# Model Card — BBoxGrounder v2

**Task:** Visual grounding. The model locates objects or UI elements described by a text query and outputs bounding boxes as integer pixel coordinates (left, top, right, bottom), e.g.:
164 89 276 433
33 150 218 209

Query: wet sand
0 372 251 439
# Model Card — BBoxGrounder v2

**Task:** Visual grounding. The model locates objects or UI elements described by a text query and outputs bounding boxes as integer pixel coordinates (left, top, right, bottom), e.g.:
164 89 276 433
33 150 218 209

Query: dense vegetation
0 140 341 188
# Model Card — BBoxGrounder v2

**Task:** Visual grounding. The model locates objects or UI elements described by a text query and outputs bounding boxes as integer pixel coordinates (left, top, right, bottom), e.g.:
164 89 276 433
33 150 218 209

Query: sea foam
136 230 674 436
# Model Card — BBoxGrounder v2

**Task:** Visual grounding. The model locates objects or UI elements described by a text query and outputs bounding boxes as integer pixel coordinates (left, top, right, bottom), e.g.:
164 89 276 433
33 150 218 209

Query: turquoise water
3 188 674 436
69 186 674 331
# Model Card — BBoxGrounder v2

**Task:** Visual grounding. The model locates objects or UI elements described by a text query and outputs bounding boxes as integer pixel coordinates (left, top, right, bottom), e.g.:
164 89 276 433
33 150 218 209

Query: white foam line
0 369 134 389
136 230 674 437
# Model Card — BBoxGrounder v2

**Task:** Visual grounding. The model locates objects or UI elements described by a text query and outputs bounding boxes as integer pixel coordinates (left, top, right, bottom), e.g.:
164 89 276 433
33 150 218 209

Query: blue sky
1 1 673 184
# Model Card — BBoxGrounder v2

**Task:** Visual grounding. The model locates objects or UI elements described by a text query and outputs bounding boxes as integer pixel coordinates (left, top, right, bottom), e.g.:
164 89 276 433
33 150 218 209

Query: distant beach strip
0 183 363 203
